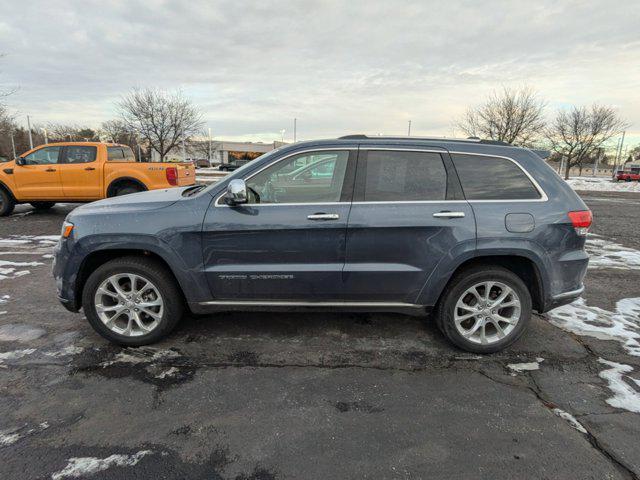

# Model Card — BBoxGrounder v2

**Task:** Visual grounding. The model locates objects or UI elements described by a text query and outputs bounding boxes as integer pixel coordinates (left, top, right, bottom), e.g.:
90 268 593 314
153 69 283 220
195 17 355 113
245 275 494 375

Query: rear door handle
307 213 340 221
84 167 96 171
433 211 465 218
45 168 56 172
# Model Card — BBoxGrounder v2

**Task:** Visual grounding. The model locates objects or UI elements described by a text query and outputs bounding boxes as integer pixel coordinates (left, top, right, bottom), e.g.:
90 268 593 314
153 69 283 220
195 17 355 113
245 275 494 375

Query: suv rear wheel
436 266 531 353
82 256 184 346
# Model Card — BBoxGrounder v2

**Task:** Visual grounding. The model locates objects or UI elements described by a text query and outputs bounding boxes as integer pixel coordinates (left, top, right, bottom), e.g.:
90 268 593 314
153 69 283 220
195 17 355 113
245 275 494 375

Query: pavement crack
476 367 638 480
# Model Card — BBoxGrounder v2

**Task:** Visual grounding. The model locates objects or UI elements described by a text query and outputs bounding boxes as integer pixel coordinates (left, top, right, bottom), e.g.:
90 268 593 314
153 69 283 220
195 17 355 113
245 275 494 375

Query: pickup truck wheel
0 189 15 216
114 186 142 196
30 202 55 210
82 256 184 346
436 267 531 354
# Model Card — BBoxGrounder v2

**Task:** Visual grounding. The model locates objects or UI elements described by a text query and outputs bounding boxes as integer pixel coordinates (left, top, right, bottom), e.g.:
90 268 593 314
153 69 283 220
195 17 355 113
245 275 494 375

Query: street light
41 128 48 144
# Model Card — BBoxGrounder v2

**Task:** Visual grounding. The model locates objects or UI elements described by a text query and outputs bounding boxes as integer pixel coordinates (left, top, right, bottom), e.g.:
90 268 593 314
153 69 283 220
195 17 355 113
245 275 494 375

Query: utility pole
26 115 33 149
407 120 411 136
616 131 626 166
293 118 297 143
10 131 16 158
593 148 604 177
208 127 212 166
41 128 48 144
181 130 187 162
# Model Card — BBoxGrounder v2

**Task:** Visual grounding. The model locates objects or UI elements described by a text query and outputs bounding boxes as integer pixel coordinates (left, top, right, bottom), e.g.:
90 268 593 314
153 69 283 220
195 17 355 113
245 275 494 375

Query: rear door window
362 150 447 201
451 154 541 200
61 146 97 164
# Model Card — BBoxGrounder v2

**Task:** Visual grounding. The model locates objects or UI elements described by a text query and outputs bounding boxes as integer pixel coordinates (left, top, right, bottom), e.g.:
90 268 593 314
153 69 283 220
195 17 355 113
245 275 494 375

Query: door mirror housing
15 157 25 166
225 179 248 205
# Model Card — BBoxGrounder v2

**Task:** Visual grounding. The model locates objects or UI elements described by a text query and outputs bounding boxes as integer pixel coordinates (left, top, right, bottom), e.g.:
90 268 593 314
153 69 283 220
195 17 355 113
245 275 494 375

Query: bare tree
457 86 546 146
100 119 131 143
118 88 204 161
545 104 627 180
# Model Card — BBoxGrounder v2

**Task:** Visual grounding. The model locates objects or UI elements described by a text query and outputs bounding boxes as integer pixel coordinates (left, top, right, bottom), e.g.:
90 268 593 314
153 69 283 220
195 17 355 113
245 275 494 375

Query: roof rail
337 134 510 146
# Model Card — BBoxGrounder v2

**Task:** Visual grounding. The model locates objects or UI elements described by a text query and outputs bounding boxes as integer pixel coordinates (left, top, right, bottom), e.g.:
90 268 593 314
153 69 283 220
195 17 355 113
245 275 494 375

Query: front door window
246 151 349 204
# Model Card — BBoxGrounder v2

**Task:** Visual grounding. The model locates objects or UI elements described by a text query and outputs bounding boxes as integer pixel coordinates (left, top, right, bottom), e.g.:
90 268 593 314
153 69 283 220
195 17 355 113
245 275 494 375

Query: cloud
0 0 638 142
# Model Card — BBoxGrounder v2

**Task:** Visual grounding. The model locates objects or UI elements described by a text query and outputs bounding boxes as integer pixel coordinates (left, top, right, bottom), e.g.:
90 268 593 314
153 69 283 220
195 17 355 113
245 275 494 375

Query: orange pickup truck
0 142 195 216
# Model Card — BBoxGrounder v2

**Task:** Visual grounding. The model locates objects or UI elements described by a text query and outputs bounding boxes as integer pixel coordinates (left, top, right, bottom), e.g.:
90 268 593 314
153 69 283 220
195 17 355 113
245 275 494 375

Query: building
151 140 286 165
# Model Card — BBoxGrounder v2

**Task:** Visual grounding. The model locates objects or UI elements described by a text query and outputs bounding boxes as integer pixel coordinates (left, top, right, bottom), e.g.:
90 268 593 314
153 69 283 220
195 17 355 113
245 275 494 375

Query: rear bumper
542 285 584 313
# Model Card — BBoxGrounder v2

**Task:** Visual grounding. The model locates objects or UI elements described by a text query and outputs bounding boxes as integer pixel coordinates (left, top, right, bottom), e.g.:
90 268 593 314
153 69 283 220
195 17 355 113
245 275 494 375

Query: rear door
201 148 357 301
343 146 476 303
13 146 63 199
58 145 102 198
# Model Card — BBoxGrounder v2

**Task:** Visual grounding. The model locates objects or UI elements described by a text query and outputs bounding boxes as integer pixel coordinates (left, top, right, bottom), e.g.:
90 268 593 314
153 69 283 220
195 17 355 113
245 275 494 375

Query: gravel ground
1 192 639 479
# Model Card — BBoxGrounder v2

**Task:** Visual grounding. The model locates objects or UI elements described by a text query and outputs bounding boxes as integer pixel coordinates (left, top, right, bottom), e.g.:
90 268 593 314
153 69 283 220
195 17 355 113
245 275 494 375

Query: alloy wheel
93 273 164 337
453 281 521 345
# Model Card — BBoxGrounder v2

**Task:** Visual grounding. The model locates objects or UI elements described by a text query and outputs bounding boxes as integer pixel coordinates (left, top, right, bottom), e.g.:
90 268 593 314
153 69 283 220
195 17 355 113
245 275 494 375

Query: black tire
114 186 142 197
436 266 532 354
0 188 15 216
82 256 184 346
30 201 55 210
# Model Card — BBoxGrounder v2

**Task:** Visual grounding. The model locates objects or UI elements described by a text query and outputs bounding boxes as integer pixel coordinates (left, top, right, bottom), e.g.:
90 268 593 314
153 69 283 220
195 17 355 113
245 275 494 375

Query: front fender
57 233 209 310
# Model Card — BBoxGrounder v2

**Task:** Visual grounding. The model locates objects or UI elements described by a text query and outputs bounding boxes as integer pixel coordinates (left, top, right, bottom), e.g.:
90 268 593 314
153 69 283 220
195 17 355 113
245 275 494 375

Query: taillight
568 210 592 236
166 167 178 186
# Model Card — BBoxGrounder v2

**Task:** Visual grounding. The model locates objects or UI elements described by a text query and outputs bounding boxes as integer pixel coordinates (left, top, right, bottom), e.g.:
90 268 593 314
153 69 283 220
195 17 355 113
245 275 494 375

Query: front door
343 147 476 303
13 146 63 199
201 149 357 301
58 145 102 198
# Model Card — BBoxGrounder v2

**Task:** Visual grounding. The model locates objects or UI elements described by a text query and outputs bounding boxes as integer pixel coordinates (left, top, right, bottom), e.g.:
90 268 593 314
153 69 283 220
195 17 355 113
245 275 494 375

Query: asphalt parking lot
1 191 640 479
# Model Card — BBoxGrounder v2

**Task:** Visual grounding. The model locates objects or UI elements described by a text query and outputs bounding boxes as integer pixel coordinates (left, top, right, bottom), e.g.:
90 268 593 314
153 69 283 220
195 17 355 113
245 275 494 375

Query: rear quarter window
451 154 541 200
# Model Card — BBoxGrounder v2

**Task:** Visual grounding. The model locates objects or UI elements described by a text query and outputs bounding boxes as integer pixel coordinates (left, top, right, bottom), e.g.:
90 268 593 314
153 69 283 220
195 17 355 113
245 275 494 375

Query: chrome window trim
214 146 549 207
448 150 549 203
214 147 356 207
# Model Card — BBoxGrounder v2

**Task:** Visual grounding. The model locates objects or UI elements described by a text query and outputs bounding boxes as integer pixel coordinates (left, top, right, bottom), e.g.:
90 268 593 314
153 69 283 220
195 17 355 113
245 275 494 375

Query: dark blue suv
53 136 591 353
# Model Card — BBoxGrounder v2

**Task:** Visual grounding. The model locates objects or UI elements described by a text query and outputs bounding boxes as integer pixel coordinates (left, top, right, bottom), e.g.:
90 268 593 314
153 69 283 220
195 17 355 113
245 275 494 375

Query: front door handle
433 211 465 218
84 167 96 171
307 213 340 221
45 168 56 172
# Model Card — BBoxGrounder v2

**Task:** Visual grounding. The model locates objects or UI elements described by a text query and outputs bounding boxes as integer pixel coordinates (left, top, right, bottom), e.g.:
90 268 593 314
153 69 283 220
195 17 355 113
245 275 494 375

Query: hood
75 186 191 214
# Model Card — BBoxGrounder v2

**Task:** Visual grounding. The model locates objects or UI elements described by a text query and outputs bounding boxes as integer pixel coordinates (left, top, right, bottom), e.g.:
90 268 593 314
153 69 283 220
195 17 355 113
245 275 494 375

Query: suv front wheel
82 256 184 346
436 266 531 353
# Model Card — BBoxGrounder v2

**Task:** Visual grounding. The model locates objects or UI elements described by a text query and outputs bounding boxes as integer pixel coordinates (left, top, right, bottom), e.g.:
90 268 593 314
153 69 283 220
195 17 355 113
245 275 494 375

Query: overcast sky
0 0 638 145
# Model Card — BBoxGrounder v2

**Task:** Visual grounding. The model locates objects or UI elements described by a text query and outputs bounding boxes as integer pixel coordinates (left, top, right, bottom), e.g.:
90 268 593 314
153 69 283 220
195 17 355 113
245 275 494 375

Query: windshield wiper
182 185 206 197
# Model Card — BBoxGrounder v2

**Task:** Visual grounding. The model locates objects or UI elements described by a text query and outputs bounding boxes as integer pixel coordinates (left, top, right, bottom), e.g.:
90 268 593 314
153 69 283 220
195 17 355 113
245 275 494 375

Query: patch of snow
548 297 640 357
100 348 180 367
565 176 640 192
0 348 36 363
508 358 544 372
44 346 84 358
0 422 49 447
598 359 640 414
0 323 47 342
552 408 588 434
154 366 179 379
51 450 153 479
586 234 640 270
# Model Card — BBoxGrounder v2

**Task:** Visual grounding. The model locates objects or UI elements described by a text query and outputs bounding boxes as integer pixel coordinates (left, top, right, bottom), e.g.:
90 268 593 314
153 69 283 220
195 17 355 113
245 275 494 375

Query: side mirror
15 157 25 166
225 179 248 205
